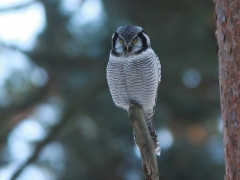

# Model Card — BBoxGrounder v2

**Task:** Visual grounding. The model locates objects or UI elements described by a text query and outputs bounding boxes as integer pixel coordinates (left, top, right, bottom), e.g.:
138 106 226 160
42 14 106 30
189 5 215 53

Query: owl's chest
122 58 153 83
115 59 156 101
108 56 158 109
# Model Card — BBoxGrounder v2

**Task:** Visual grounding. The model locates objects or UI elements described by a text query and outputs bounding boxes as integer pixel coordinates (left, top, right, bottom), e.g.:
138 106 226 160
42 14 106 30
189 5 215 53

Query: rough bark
128 100 159 180
214 0 240 179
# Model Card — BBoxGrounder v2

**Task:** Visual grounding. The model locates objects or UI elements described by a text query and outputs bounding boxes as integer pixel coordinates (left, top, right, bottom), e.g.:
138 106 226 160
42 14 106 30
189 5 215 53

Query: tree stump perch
128 100 159 180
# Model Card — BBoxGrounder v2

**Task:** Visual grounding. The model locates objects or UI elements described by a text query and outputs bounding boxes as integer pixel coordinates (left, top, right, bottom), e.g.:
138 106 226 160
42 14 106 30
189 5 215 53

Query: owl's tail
144 109 161 156
132 108 161 156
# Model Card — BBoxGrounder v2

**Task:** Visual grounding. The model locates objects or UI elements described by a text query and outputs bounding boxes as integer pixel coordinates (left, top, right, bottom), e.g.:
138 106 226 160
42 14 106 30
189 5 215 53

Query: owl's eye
119 39 124 44
132 38 137 44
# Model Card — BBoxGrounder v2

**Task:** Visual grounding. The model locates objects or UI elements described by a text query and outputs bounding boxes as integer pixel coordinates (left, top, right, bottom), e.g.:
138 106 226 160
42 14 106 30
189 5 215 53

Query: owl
106 25 161 156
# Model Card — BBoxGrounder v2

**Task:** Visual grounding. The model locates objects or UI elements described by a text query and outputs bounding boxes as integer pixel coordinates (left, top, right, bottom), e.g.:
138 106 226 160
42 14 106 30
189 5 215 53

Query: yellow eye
132 38 137 44
120 39 124 44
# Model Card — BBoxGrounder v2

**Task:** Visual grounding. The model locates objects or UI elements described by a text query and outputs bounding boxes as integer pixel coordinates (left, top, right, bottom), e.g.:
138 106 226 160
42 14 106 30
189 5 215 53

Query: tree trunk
214 0 240 179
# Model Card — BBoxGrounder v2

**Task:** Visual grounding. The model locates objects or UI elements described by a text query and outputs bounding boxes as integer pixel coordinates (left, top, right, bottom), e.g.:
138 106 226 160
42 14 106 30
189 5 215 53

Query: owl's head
111 25 151 57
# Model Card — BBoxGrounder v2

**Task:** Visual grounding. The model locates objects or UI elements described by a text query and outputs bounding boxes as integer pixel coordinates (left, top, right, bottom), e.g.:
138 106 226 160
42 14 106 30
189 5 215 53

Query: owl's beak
126 45 129 51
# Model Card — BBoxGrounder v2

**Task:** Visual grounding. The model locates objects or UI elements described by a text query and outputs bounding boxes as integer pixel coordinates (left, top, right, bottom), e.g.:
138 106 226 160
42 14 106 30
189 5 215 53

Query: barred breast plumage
107 49 160 111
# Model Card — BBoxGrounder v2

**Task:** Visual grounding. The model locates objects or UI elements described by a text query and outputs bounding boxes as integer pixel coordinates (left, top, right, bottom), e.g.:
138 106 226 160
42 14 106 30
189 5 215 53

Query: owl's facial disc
123 38 138 52
111 25 151 57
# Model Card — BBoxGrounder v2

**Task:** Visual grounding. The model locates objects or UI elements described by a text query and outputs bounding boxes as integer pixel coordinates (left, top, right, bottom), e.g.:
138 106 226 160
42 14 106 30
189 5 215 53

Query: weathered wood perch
128 100 159 180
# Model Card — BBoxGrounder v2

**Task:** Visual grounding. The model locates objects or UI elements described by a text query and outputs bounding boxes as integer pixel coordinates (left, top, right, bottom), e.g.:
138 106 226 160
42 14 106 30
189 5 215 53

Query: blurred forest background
0 0 224 180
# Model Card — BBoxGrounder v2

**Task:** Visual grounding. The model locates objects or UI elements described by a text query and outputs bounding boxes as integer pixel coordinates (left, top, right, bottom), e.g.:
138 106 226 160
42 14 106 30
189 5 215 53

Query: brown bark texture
128 100 159 180
214 0 240 179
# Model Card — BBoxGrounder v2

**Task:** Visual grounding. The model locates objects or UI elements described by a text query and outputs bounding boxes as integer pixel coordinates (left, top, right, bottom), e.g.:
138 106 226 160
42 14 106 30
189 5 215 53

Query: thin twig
9 81 106 180
128 100 159 180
